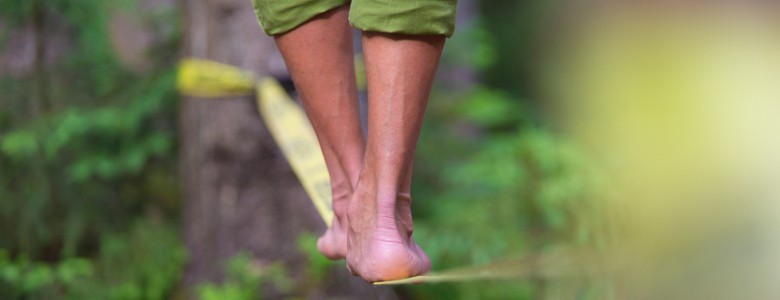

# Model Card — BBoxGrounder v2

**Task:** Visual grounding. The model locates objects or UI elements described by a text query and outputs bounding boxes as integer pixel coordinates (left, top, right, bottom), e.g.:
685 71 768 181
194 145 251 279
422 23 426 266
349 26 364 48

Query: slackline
177 59 585 285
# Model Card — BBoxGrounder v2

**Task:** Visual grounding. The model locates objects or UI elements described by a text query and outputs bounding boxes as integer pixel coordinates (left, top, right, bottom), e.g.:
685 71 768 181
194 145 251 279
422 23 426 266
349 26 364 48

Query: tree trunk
179 0 397 298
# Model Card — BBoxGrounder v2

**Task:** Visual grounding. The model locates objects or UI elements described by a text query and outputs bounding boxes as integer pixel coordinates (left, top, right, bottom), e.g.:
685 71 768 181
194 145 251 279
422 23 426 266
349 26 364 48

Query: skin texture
275 6 364 260
274 6 445 282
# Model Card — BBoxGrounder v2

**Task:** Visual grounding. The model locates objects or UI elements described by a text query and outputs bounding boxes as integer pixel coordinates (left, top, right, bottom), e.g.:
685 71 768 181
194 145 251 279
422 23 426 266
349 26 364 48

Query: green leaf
1 130 38 159
456 87 525 129
22 264 54 292
56 258 94 283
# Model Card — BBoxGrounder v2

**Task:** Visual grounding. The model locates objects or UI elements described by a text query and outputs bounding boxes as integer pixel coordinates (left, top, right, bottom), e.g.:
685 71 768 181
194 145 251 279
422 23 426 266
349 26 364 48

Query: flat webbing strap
177 59 577 285
256 78 333 226
177 58 333 226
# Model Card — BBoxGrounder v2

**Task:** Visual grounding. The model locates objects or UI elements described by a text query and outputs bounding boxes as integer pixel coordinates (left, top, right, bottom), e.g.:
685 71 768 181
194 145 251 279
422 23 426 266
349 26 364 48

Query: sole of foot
346 187 431 282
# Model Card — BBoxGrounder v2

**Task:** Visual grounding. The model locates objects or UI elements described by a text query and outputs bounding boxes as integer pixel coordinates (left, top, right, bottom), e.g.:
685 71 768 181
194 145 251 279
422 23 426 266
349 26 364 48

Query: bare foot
317 216 348 259
346 182 431 282
317 190 350 259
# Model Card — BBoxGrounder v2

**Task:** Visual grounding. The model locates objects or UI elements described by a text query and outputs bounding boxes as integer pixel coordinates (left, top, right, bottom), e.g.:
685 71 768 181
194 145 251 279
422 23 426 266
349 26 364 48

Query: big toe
317 233 345 260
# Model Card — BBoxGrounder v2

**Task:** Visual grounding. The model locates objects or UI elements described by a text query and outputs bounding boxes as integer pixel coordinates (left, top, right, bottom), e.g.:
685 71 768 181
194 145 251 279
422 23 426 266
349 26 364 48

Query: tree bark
179 0 397 298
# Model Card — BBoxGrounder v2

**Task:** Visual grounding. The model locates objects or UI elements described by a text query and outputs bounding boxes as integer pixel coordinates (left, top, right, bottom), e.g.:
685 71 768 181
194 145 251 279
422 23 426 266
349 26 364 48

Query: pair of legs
274 6 445 282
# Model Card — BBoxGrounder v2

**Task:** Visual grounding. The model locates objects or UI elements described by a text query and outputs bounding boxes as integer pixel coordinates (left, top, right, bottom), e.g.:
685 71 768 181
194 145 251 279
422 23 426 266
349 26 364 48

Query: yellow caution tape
256 78 333 226
177 58 257 98
177 59 583 285
177 59 333 226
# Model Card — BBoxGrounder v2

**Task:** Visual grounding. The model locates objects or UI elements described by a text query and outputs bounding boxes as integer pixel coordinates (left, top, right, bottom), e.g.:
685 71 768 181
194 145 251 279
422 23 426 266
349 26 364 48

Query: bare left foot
317 188 350 259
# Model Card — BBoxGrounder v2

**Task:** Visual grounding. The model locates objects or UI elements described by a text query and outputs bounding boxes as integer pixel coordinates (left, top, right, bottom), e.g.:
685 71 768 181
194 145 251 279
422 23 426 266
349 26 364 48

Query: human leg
346 32 445 282
274 6 365 259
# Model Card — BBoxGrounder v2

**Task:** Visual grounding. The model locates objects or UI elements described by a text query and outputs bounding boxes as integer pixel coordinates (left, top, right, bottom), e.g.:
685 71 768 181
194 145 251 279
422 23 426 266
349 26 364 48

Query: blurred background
2 0 779 299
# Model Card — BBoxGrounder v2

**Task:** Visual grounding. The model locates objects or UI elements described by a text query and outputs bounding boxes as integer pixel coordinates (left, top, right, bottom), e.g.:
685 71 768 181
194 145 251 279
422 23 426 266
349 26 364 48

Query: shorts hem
252 0 349 36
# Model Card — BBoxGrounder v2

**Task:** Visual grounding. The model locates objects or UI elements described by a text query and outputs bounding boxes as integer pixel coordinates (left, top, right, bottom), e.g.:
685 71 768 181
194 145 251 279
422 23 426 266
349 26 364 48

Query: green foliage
477 0 559 98
0 250 93 299
0 0 183 299
407 83 605 299
455 86 529 130
295 234 337 284
0 0 180 247
197 253 291 300
0 220 185 300
1 72 176 182
0 0 605 299
195 234 342 300
92 220 187 300
0 69 179 258
0 0 130 94
442 19 498 72
407 4 607 297
1 130 39 160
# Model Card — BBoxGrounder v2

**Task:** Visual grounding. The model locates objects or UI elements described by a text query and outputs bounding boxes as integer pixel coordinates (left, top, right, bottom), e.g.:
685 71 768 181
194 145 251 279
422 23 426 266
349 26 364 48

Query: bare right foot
346 180 431 282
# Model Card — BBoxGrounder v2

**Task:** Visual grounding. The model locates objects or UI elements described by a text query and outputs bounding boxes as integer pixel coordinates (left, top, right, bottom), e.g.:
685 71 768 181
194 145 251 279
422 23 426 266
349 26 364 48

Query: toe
317 233 344 260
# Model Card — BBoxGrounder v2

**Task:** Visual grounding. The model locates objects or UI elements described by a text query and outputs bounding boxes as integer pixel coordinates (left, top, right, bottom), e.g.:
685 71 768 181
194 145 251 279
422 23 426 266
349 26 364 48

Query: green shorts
251 0 457 37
